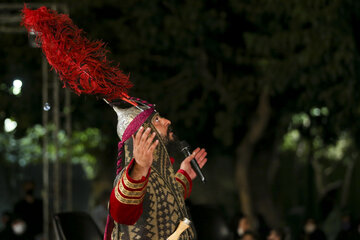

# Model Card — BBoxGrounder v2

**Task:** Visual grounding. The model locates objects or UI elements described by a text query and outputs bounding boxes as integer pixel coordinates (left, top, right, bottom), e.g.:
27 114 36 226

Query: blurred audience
338 219 360 240
0 211 32 240
300 218 327 240
256 214 270 240
0 211 13 239
335 213 352 240
233 214 251 239
13 180 43 240
11 217 30 240
267 228 285 240
189 204 232 240
6 182 360 240
241 231 259 240
334 214 360 240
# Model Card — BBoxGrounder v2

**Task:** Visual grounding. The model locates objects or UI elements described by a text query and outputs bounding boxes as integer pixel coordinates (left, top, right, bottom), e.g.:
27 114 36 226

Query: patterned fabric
175 170 192 199
110 119 196 240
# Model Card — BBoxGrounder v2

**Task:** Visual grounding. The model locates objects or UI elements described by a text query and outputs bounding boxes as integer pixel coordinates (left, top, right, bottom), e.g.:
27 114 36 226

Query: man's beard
162 125 174 144
163 126 182 159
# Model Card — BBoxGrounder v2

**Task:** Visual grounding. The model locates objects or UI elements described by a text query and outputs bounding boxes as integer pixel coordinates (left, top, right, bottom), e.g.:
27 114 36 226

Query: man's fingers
148 139 159 153
195 148 205 157
194 148 206 162
146 132 156 148
197 150 207 161
140 128 151 144
134 126 144 144
184 153 195 163
183 148 203 163
198 158 207 168
192 147 200 155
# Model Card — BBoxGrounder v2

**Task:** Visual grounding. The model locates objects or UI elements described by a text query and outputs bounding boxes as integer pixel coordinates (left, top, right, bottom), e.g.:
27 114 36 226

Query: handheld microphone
178 141 206 183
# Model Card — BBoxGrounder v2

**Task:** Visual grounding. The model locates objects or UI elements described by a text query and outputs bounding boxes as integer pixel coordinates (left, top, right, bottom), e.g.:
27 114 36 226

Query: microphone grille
178 141 190 152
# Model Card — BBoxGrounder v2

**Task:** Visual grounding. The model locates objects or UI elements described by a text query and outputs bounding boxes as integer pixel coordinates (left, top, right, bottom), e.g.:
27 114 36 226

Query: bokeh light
12 79 23 95
4 118 17 132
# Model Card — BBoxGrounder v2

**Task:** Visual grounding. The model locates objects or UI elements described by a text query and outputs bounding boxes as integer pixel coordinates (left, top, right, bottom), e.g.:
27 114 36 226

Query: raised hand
130 126 159 180
180 148 207 180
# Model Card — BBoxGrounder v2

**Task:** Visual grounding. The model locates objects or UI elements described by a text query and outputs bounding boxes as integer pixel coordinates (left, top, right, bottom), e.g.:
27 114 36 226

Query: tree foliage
0 125 103 179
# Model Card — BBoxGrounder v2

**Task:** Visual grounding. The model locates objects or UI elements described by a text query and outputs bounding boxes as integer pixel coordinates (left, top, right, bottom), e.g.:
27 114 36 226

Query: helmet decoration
21 5 156 174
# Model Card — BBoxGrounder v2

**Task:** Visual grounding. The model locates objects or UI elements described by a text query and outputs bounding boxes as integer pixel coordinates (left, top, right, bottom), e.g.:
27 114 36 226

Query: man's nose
163 118 171 126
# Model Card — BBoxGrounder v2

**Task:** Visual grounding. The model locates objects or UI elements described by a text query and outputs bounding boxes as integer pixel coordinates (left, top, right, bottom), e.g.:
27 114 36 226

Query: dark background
1 0 360 239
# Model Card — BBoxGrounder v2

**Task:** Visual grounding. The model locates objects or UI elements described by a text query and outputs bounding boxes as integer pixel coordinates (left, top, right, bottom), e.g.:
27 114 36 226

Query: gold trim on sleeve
115 186 145 205
118 179 146 198
123 171 148 189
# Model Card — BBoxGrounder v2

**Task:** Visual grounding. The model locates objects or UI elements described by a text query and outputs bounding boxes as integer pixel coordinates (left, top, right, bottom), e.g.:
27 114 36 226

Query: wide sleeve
175 169 193 199
109 158 150 225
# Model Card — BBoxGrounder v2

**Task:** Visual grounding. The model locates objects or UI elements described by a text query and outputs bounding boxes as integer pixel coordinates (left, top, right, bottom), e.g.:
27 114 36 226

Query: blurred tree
227 0 360 228
0 124 103 179
0 124 103 205
88 0 360 228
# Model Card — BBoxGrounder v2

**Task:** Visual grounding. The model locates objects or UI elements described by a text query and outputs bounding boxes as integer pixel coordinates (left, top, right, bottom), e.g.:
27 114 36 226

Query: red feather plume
21 5 133 102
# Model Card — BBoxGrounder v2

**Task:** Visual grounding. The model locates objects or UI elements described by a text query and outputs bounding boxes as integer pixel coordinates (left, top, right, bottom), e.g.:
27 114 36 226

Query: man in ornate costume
21 6 207 240
106 103 207 240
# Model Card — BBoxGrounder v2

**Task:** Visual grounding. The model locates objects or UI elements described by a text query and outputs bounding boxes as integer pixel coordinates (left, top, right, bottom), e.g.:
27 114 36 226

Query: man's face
151 114 174 142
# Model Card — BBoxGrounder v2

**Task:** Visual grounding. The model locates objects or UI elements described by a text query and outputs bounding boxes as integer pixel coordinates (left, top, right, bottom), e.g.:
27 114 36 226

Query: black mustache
167 125 173 136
